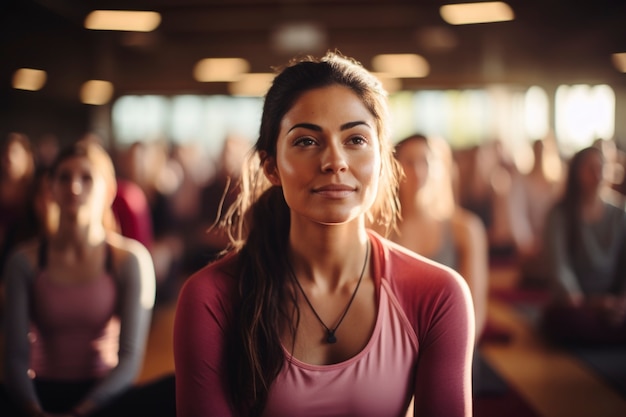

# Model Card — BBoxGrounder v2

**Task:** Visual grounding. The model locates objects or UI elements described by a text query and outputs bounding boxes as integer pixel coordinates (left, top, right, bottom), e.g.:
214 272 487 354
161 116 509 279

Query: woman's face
51 155 108 219
577 150 605 196
265 84 381 227
396 139 430 197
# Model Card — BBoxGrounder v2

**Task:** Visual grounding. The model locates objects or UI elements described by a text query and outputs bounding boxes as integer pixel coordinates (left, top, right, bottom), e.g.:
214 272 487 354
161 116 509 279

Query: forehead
282 85 375 126
397 140 429 157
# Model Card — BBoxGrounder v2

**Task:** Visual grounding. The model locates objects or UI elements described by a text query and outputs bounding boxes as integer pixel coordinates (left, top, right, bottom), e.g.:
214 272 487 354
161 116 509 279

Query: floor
138 263 626 416
479 265 626 417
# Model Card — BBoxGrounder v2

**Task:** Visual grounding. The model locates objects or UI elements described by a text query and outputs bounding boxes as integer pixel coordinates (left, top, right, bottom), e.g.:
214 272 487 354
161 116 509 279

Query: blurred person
1 140 157 416
517 137 565 288
485 139 529 260
593 137 626 206
1 133 39 294
174 52 474 417
390 133 488 340
541 146 626 346
186 134 250 271
114 140 185 303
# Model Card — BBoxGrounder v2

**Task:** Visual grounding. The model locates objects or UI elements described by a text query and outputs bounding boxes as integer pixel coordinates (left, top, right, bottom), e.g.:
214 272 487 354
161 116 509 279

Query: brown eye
348 136 367 146
294 137 317 147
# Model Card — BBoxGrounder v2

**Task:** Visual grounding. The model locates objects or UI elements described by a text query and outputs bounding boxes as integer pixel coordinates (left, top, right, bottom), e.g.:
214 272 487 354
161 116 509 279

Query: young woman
174 52 475 417
2 140 156 417
541 146 626 345
390 134 488 340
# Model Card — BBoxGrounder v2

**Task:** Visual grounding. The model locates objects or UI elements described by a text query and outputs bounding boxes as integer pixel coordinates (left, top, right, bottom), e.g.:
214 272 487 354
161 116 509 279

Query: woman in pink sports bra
174 52 475 417
2 140 156 417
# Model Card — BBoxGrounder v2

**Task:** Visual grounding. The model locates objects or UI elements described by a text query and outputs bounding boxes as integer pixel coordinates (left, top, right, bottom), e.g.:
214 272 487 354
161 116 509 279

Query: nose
321 142 348 173
70 177 82 194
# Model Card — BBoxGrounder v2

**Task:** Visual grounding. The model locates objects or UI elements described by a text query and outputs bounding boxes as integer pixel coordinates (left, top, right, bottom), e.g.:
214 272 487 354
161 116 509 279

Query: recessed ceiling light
440 2 514 25
13 68 47 91
85 10 161 32
80 80 114 105
229 73 275 96
194 58 250 82
371 54 430 78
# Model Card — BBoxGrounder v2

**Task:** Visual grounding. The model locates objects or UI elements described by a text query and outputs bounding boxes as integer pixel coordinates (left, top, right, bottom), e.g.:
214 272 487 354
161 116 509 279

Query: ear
261 153 281 186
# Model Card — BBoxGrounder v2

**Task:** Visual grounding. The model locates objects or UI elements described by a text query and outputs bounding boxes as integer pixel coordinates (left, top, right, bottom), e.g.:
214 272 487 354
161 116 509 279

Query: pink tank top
30 270 119 380
262 278 418 417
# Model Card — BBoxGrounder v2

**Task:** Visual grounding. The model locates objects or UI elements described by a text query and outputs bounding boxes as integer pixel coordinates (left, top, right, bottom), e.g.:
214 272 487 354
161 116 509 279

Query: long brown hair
558 146 604 256
221 51 401 415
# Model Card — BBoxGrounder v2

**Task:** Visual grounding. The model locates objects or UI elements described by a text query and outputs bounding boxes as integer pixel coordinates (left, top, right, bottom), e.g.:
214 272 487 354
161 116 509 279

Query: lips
312 184 356 198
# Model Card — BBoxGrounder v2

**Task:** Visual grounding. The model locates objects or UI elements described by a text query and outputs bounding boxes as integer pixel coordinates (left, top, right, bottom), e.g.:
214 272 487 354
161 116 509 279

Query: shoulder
371 232 473 335
106 233 155 287
371 231 468 296
451 208 486 242
179 253 239 305
107 233 152 264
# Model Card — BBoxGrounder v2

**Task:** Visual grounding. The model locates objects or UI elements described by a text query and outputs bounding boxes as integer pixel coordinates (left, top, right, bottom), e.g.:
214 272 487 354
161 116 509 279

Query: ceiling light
194 58 250 82
12 68 47 91
271 22 327 54
371 54 430 78
612 52 626 73
440 2 514 25
85 10 161 32
80 80 114 105
229 73 275 96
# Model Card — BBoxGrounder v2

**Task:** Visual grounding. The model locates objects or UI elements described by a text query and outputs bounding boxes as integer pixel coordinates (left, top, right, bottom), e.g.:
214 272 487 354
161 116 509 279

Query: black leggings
0 374 176 417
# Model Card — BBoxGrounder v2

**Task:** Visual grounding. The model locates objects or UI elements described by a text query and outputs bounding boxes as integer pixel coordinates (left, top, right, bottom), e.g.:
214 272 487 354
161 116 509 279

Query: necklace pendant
326 332 337 344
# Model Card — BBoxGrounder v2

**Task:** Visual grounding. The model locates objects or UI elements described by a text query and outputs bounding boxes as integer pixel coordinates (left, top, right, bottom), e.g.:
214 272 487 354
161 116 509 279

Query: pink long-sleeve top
174 231 475 417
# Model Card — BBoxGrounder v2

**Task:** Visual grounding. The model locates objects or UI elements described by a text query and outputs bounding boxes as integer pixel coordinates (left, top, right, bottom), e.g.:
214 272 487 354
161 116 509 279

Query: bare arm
452 208 489 340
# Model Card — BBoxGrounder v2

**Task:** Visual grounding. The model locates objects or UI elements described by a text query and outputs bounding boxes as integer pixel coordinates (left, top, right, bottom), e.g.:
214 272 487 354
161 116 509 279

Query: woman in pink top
174 52 475 416
2 140 156 417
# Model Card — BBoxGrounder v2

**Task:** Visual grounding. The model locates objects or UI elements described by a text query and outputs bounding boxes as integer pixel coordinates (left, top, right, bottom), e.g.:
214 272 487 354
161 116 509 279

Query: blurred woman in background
541 146 626 345
391 134 488 340
2 140 156 416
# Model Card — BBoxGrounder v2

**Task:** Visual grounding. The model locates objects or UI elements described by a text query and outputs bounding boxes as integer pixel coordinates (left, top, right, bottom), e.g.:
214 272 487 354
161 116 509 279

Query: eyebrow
288 120 370 133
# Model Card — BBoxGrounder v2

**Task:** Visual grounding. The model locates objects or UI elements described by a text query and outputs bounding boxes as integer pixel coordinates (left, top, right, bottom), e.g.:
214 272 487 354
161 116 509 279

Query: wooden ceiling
2 0 626 102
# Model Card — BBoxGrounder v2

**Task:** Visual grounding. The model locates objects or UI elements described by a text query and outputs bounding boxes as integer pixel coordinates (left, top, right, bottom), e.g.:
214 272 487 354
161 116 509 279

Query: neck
288 219 369 291
54 217 107 248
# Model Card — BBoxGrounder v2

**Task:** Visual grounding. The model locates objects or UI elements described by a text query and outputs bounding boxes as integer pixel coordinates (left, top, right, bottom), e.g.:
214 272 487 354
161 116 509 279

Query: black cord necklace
289 243 370 344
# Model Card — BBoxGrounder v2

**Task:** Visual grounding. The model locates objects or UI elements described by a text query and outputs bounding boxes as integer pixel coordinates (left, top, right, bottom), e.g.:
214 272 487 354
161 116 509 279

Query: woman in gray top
542 146 626 345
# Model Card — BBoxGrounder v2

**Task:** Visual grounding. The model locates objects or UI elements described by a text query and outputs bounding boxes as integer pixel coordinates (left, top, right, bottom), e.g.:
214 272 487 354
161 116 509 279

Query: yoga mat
568 346 626 399
473 352 541 417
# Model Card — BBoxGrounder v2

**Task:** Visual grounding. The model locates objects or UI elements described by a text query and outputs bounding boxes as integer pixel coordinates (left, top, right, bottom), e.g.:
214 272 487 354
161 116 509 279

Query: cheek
360 153 381 192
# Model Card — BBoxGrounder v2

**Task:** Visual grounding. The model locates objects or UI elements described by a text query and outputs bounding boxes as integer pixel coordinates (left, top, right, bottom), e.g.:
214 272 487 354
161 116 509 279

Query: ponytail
229 186 298 416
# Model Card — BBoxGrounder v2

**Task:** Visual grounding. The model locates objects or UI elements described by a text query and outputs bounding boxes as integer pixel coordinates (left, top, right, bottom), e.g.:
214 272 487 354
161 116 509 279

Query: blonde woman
2 140 156 417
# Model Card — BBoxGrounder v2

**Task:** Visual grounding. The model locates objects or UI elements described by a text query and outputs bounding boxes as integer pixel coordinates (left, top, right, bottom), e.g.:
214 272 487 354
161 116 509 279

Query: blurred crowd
1 130 625 339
